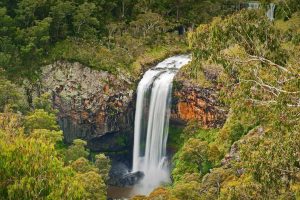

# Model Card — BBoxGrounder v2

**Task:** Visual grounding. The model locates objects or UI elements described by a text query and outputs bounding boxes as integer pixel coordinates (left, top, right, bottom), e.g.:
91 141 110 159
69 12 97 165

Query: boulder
108 161 144 186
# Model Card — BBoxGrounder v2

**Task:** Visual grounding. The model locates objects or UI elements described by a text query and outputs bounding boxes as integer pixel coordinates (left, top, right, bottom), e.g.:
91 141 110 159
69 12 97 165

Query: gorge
36 56 227 199
1 1 299 199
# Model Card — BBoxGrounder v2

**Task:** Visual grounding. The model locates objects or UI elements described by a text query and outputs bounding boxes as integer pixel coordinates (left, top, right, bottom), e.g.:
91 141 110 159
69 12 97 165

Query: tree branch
246 98 277 106
248 55 291 73
240 78 300 95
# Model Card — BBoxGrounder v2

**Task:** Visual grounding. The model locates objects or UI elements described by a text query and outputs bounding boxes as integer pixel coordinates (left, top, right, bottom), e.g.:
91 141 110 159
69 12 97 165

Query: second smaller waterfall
267 3 276 21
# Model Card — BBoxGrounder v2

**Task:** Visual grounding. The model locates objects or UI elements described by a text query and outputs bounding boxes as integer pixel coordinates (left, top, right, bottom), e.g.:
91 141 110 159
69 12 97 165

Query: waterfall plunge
132 55 191 195
266 3 275 21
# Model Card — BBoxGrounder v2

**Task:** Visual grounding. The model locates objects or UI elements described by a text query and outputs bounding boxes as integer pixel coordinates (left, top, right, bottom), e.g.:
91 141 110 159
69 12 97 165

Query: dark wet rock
108 161 144 187
88 130 133 152
120 171 144 186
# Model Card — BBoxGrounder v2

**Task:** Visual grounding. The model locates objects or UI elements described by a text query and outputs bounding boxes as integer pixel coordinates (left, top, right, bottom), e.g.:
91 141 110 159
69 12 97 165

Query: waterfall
132 55 191 194
266 3 275 21
245 2 275 21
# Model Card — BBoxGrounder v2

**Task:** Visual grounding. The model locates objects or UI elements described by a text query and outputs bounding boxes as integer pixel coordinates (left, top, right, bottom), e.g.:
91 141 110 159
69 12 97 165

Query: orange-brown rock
81 111 90 121
171 83 227 128
103 84 109 93
95 111 106 124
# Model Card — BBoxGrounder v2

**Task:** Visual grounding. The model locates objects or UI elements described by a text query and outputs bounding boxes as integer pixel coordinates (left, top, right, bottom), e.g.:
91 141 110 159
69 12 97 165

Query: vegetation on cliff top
0 0 240 81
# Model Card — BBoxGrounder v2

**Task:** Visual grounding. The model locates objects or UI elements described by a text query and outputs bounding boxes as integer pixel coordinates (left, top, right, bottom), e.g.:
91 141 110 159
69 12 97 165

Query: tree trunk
176 6 179 22
122 0 125 18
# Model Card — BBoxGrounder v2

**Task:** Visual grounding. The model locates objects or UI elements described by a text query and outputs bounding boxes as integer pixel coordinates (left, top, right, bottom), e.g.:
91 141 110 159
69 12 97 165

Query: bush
64 139 89 163
24 109 59 132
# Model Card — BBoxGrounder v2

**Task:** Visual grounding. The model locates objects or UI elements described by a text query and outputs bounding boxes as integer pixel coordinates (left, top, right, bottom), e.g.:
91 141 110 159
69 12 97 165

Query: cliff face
171 76 227 128
38 60 226 152
40 61 134 150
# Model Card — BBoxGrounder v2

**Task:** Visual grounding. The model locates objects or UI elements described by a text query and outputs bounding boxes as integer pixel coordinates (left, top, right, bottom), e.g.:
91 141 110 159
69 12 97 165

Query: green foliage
0 75 28 112
182 120 220 143
131 42 188 76
172 137 216 183
167 125 184 150
274 0 300 20
74 171 106 200
171 8 300 200
0 0 237 79
24 109 59 132
49 1 75 41
69 157 107 199
95 154 111 182
33 92 56 114
148 187 176 200
1 1 300 199
129 12 167 39
30 129 63 144
171 119 222 187
48 38 132 74
239 129 300 196
73 2 99 39
0 105 109 199
171 181 201 200
0 130 79 199
216 127 300 199
115 134 127 147
64 139 89 163
0 8 15 68
71 157 98 174
0 111 24 135
161 7 300 200
188 8 300 148
228 123 246 144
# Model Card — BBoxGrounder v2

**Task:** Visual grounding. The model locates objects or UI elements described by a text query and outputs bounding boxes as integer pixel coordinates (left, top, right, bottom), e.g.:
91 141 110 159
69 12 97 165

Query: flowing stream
132 55 191 195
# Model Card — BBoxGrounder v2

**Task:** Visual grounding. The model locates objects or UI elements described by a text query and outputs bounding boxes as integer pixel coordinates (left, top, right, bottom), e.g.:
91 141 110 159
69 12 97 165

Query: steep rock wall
40 61 134 149
171 79 227 128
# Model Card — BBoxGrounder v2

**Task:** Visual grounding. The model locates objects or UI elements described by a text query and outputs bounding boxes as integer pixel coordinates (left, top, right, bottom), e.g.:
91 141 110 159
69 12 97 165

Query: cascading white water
266 3 275 21
132 55 191 195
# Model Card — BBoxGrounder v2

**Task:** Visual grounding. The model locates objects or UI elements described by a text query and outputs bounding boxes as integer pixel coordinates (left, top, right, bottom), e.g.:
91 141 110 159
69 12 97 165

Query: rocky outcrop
40 61 135 148
38 59 227 151
171 81 227 128
170 62 228 128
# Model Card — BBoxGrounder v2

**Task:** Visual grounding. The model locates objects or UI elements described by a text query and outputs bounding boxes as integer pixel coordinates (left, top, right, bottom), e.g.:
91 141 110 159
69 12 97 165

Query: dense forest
0 0 300 199
0 0 243 79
